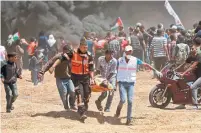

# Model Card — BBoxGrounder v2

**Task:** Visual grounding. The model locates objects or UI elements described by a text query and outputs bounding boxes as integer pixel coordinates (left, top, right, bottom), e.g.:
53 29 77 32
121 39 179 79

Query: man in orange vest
60 37 94 122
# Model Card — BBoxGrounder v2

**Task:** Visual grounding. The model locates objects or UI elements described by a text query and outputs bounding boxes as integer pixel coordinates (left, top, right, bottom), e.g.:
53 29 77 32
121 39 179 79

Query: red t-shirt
27 42 37 56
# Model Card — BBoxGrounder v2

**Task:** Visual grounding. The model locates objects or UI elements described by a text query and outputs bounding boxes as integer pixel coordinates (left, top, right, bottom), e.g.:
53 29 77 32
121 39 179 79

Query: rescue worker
59 37 94 122
115 45 162 125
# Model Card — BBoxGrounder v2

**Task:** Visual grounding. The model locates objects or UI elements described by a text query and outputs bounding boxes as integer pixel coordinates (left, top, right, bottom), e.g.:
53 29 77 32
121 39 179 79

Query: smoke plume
1 1 201 44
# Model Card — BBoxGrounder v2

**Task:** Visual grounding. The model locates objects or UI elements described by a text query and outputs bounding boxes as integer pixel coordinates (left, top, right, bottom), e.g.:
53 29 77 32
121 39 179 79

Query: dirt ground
1 70 201 133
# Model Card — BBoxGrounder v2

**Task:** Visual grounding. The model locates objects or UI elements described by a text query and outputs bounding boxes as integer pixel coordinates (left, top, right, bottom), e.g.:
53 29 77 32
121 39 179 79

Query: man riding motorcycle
176 37 201 109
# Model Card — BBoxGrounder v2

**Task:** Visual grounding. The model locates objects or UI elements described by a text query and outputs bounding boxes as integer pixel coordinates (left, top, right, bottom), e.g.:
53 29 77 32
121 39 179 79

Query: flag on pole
164 0 184 29
110 17 124 31
13 32 20 41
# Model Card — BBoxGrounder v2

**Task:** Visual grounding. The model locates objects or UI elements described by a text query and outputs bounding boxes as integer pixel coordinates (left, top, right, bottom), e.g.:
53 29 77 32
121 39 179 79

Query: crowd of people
1 20 201 125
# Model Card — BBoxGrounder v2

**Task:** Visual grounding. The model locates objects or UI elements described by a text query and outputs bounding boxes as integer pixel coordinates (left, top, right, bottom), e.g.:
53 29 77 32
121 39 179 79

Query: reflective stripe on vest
71 51 89 75
117 56 137 82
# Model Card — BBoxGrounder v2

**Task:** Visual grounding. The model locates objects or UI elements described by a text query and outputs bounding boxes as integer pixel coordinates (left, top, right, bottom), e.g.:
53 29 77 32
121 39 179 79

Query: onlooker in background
130 28 145 71
29 49 44 86
151 29 168 76
27 37 38 57
38 31 49 63
47 34 58 60
172 35 190 67
1 52 22 113
15 39 24 75
84 32 95 58
140 25 153 64
0 43 7 68
195 21 201 34
167 34 177 61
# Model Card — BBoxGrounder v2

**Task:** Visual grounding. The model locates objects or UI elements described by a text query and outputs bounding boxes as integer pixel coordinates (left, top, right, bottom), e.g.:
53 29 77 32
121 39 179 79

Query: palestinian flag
110 17 124 31
13 32 20 41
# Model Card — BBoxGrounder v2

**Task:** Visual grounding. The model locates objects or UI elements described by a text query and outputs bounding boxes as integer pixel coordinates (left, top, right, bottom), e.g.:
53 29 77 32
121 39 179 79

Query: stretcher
91 75 113 92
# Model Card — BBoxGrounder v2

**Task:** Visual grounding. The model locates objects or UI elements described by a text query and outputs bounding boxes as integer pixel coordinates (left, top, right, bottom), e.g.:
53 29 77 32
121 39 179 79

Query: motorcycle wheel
149 86 172 109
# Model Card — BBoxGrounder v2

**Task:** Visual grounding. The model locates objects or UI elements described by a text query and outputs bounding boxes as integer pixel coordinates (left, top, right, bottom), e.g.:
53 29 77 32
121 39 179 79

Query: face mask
38 52 44 59
126 55 131 59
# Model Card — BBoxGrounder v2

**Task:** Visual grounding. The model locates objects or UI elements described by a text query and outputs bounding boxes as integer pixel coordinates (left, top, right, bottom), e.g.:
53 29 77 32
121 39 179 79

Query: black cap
105 49 114 54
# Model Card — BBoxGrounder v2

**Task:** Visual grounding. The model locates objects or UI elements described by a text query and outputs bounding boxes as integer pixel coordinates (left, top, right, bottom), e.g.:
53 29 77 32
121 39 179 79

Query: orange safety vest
71 51 89 75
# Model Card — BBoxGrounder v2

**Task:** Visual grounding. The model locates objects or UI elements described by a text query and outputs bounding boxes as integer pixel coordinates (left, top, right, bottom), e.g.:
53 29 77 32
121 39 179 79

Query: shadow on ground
31 110 125 125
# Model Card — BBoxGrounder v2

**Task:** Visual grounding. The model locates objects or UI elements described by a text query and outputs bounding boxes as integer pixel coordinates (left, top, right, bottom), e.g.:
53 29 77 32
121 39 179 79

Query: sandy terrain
1 70 201 133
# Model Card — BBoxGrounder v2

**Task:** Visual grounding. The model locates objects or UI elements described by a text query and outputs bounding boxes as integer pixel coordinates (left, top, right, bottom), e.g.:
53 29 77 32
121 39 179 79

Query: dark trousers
153 57 167 71
4 83 18 109
70 75 91 116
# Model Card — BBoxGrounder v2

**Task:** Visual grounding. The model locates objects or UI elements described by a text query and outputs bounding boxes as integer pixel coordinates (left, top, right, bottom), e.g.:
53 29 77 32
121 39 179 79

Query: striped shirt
151 36 167 57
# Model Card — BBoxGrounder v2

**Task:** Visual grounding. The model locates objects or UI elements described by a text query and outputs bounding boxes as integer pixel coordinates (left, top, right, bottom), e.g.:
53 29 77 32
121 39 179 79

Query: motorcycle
149 63 201 109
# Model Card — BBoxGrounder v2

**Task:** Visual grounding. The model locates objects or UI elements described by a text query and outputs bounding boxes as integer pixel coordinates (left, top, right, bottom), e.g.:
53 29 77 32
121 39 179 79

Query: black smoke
1 1 201 44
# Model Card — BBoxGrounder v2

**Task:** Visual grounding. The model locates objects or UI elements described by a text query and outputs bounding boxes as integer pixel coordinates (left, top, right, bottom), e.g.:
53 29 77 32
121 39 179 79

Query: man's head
118 26 124 31
177 35 185 43
157 29 163 36
193 23 198 29
191 37 201 56
79 37 88 53
30 37 36 43
157 23 163 30
39 31 45 37
125 45 133 59
63 44 73 58
140 25 145 32
199 21 201 26
83 31 90 39
193 37 201 47
7 52 17 62
105 50 114 61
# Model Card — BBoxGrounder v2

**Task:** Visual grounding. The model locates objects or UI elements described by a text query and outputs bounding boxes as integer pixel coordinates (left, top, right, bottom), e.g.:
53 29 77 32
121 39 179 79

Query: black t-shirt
186 53 201 79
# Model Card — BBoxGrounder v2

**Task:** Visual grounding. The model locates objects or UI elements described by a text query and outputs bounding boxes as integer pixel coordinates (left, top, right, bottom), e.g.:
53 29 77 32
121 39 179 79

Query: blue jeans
4 83 18 109
117 82 135 121
56 78 75 109
191 77 201 105
98 77 116 110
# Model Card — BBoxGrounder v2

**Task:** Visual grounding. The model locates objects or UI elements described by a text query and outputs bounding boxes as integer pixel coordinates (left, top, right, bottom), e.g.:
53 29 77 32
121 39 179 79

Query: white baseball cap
171 25 177 30
125 45 133 51
136 22 142 27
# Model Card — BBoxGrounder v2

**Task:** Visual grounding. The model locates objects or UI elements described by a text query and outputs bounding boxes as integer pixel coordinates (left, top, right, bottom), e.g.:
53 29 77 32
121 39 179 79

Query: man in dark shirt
39 45 75 110
176 39 201 109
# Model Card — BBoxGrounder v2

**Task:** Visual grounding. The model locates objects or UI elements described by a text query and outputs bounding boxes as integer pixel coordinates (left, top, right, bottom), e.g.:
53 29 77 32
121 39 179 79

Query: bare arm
182 61 198 75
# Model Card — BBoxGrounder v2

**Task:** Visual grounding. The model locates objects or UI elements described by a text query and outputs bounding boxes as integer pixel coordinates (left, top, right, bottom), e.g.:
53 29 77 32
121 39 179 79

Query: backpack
176 43 188 64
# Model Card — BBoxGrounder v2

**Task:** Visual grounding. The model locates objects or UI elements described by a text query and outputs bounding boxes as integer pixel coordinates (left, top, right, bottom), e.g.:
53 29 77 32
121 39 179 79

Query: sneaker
6 109 11 113
175 104 186 109
126 119 133 126
104 108 110 112
80 114 87 123
11 105 14 110
192 105 199 110
70 106 77 111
